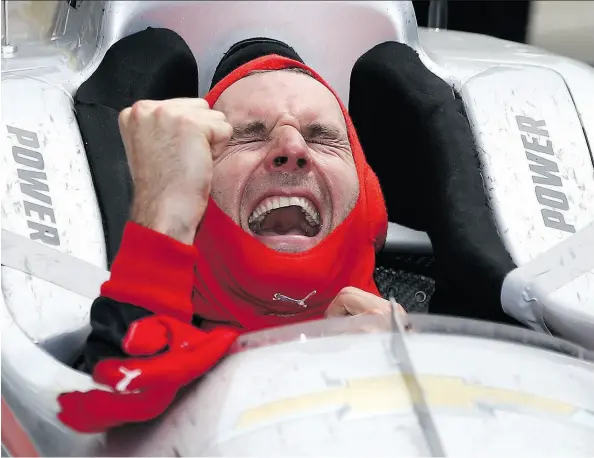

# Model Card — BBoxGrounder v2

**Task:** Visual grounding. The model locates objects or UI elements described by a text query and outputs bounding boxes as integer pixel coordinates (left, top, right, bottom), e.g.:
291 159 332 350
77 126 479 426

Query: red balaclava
191 55 388 331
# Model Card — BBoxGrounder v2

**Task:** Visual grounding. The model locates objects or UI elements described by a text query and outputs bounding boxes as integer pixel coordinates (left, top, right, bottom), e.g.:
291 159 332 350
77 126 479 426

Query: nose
266 126 310 173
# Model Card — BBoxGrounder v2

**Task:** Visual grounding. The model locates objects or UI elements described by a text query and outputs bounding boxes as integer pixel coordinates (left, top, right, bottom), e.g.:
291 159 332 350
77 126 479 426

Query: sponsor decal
7 126 61 246
237 373 575 429
516 116 575 234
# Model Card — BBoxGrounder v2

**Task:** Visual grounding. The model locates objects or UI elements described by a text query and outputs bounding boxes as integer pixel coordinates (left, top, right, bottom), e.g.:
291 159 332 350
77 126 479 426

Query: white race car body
2 1 594 456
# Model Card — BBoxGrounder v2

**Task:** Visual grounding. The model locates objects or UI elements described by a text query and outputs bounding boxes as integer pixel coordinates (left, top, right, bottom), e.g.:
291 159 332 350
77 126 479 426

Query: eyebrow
230 121 269 142
302 122 346 143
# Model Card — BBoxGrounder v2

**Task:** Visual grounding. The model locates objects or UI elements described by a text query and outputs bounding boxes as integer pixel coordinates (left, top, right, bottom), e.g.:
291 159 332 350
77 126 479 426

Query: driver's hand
325 287 405 318
119 98 232 244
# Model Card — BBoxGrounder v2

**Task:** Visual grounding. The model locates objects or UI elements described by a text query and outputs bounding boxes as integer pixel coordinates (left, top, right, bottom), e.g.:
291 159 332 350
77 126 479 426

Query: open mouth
248 196 321 237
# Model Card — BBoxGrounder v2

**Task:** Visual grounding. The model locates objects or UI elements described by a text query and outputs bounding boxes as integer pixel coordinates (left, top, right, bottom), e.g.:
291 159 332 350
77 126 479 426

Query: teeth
248 196 320 227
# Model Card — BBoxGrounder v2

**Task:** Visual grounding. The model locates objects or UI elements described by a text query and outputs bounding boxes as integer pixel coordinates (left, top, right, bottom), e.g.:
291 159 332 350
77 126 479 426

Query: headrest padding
210 37 303 89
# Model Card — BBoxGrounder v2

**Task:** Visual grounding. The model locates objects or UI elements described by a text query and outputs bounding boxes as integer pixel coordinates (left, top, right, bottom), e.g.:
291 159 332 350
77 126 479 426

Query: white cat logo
115 366 142 392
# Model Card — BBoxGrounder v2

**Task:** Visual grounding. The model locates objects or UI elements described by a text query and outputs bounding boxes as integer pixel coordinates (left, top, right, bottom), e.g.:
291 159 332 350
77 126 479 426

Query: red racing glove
57 315 239 433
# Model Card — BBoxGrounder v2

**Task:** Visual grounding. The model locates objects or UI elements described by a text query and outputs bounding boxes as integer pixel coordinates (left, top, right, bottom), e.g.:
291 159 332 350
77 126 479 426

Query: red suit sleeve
100 222 198 323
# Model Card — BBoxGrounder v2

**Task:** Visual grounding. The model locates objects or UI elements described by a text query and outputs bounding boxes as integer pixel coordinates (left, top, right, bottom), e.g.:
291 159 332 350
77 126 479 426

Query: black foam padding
349 42 517 323
210 37 303 89
374 266 434 314
74 28 199 267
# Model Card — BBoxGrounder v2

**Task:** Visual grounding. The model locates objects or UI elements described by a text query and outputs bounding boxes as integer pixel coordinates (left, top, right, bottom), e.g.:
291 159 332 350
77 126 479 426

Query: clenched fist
325 287 407 331
119 98 232 244
325 287 405 318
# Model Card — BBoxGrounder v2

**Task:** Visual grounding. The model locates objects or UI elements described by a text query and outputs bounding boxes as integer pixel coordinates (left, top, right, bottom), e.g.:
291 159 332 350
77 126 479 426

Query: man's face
210 70 359 253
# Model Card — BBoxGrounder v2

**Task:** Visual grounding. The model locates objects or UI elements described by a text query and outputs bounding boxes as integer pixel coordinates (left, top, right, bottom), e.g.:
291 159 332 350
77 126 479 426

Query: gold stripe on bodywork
237 374 575 429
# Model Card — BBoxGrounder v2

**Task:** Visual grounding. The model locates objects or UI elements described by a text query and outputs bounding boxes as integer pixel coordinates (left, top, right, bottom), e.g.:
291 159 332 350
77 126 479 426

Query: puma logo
115 367 142 392
273 290 317 308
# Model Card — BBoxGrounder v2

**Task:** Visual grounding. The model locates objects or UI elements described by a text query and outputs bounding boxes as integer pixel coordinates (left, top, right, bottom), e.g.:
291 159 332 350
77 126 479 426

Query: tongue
257 206 311 236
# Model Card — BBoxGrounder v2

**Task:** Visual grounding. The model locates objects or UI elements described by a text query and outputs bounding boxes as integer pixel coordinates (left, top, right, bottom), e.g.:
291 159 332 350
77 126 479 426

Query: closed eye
242 137 267 144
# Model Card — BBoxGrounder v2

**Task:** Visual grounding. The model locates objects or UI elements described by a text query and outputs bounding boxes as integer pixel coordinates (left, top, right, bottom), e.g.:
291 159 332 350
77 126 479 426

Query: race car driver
57 39 403 433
